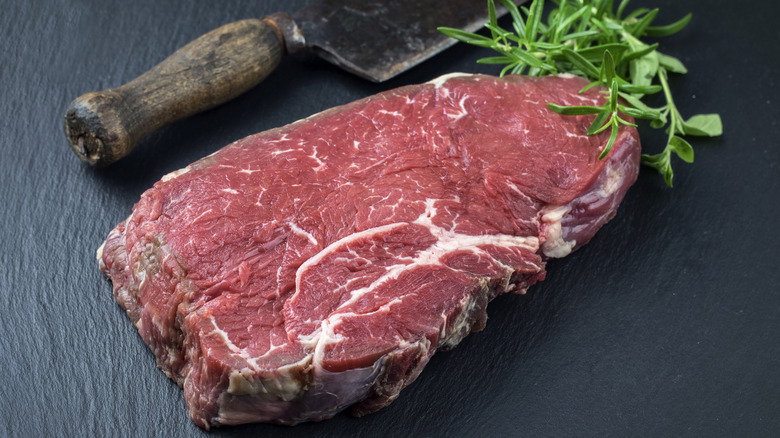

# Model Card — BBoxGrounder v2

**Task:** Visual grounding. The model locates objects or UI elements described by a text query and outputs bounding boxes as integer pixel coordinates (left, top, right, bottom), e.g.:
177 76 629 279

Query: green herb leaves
638 67 722 185
439 0 722 187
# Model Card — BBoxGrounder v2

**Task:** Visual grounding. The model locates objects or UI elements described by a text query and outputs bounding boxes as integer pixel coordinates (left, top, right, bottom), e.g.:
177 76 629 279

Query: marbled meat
98 73 641 428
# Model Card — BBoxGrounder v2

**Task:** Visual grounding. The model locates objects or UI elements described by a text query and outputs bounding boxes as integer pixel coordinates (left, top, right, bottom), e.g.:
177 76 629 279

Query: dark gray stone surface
1 0 778 436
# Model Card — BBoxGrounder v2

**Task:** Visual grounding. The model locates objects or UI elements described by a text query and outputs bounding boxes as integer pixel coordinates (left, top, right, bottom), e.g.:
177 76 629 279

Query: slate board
2 0 779 436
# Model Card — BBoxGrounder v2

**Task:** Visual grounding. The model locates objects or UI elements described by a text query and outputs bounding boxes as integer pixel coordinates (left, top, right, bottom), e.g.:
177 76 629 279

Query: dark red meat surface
98 73 640 428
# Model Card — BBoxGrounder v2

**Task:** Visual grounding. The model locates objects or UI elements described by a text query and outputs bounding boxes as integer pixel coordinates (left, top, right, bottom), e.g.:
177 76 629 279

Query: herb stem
656 67 672 134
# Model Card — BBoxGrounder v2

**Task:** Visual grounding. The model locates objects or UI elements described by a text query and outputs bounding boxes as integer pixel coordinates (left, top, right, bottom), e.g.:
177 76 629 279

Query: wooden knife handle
64 17 285 167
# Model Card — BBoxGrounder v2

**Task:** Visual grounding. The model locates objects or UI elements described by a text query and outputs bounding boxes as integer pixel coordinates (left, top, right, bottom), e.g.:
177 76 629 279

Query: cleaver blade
290 0 524 82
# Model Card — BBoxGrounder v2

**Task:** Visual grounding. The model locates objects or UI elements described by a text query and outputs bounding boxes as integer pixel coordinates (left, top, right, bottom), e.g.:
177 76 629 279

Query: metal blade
292 0 525 82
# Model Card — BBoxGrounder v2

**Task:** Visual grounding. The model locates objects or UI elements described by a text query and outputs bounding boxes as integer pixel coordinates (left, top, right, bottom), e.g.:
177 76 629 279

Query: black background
2 0 779 436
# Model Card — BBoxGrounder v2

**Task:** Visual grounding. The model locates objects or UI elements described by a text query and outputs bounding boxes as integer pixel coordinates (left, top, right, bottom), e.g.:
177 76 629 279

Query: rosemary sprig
439 0 722 186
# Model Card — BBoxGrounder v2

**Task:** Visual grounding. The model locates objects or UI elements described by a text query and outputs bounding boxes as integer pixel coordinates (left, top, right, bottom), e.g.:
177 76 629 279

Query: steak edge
98 73 640 428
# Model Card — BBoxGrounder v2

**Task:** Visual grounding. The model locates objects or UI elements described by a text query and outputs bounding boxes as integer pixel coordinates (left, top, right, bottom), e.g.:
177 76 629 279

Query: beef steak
98 73 641 428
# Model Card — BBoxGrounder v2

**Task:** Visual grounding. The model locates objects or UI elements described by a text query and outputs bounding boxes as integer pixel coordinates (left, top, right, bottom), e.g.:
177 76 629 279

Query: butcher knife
64 0 525 167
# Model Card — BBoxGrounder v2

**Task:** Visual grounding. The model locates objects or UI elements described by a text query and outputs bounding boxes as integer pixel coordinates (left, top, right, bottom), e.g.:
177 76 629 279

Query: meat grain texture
98 73 640 428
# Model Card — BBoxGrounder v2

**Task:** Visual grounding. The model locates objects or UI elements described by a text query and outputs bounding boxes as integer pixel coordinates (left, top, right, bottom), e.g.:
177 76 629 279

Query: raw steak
98 73 640 428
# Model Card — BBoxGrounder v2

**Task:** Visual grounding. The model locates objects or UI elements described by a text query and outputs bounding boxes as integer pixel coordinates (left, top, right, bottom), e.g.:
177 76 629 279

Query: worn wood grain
64 18 284 167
